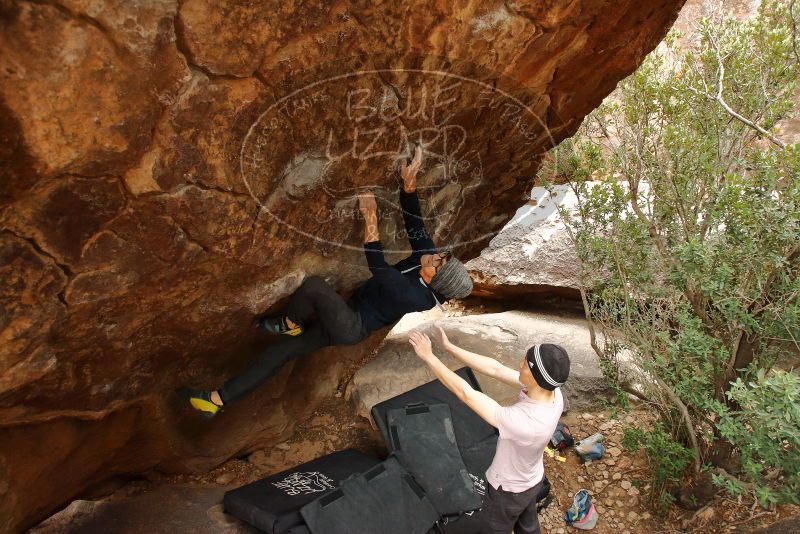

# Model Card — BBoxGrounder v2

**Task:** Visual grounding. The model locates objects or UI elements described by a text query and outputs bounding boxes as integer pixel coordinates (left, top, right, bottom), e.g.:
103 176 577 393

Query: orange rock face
0 0 684 531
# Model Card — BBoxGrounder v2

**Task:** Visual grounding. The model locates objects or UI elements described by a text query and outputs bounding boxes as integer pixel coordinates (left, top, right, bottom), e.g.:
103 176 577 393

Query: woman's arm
431 325 521 388
409 331 500 427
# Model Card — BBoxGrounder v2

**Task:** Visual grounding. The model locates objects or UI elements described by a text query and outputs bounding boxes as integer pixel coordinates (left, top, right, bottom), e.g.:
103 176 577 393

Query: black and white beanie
525 343 570 390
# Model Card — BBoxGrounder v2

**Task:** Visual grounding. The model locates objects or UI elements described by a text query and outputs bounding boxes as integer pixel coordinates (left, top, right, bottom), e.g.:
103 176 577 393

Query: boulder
467 184 583 305
0 0 685 531
347 310 610 421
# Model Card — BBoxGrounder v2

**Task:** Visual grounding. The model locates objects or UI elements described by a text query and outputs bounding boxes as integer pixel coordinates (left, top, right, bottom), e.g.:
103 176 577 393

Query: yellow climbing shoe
258 315 304 336
178 387 221 418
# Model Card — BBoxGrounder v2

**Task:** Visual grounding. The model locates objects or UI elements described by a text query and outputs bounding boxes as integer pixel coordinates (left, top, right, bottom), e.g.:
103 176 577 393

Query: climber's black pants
218 276 369 404
480 481 545 534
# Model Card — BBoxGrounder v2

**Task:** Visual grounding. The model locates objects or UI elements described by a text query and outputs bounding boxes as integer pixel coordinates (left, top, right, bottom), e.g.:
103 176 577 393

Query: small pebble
215 472 235 485
612 473 622 481
621 480 632 490
627 511 638 522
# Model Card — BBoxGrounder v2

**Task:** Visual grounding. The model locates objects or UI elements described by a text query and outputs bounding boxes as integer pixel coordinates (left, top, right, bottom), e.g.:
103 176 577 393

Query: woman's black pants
480 480 545 534
218 276 369 404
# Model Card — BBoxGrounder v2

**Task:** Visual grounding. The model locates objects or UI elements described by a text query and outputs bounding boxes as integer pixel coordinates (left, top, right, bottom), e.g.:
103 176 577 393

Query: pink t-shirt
485 387 564 492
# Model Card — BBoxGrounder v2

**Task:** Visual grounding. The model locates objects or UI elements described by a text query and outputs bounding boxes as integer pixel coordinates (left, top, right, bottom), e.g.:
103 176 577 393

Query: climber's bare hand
401 144 423 192
430 325 452 350
408 330 435 361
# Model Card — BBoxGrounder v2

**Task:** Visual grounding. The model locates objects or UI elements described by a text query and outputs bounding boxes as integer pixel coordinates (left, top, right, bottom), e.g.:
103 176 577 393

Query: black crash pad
300 457 440 534
372 368 501 534
371 368 499 495
387 403 481 515
372 367 498 456
223 448 379 533
433 435 498 534
372 369 553 534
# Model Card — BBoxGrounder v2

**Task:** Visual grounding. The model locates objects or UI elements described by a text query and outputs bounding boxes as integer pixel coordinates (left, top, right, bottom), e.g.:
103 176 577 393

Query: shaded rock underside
0 0 685 531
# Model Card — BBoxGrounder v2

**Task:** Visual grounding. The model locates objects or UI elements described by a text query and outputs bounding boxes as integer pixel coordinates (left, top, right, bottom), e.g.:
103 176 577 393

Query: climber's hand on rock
401 144 422 192
408 330 435 361
358 191 377 216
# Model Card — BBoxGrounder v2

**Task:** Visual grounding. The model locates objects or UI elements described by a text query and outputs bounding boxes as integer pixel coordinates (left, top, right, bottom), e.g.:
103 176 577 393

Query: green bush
716 369 800 505
622 424 694 512
546 0 800 507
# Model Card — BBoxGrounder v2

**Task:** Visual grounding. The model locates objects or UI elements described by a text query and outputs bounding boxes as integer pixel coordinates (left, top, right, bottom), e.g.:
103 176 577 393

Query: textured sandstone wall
0 0 684 531
467 184 583 308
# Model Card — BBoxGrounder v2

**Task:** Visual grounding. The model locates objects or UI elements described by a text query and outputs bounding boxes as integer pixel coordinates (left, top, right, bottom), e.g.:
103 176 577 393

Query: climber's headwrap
429 255 473 300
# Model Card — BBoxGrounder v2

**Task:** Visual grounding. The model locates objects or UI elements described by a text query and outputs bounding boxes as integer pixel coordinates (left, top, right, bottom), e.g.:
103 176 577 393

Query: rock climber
181 145 473 416
408 326 570 534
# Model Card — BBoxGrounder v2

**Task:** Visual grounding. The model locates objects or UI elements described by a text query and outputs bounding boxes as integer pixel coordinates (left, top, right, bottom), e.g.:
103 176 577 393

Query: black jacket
351 190 447 331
